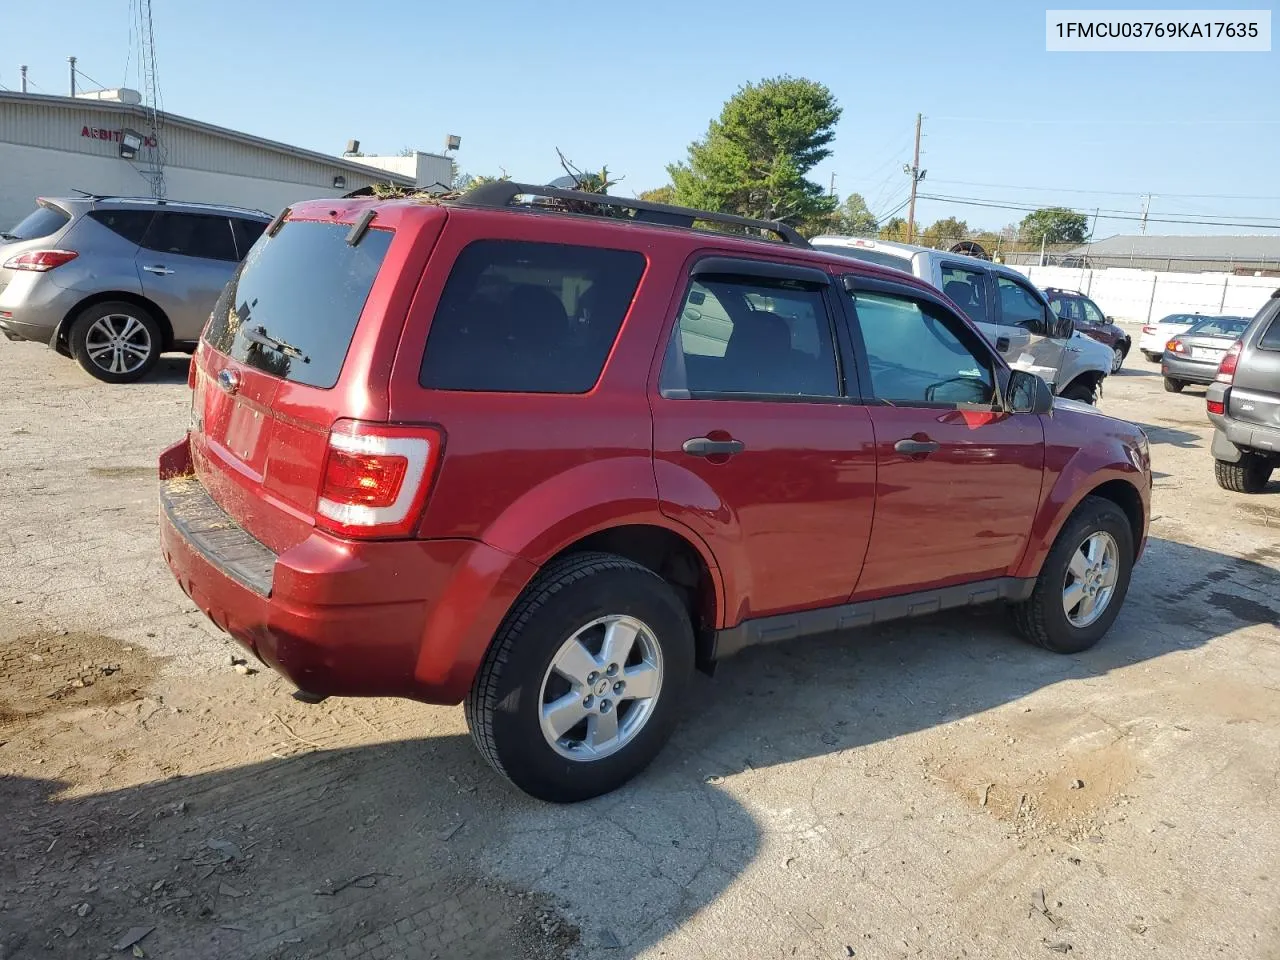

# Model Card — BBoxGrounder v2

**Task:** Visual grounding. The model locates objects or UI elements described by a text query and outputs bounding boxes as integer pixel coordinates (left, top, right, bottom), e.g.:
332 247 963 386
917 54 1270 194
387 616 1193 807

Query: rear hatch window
203 220 393 388
4 202 70 242
812 243 911 272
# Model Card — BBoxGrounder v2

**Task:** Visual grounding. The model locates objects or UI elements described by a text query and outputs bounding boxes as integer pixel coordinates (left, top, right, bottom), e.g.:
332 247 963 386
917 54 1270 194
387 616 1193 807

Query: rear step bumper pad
160 475 276 596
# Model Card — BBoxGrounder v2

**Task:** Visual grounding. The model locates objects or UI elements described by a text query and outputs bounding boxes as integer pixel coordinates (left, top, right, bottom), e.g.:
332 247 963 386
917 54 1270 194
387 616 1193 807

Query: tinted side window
7 204 71 241
1049 296 1081 322
1259 310 1280 351
142 213 238 262
87 210 154 245
661 279 838 398
996 276 1047 328
204 222 393 388
420 240 645 394
849 290 994 406
232 218 268 259
940 265 988 326
1081 299 1105 325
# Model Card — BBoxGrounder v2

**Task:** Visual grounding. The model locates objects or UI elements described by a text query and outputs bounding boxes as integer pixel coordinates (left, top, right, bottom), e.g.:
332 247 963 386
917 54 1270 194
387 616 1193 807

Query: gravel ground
1 334 1278 960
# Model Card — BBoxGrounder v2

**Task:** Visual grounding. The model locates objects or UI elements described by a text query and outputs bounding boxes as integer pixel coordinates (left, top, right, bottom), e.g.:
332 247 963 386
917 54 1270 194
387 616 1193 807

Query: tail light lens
1207 399 1225 415
1216 341 1241 383
2 250 79 272
1142 325 1158 334
315 420 443 539
1167 339 1186 355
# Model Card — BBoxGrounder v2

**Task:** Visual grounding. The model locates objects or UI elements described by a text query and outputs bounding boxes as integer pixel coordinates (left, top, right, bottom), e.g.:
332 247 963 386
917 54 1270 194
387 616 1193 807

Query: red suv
159 183 1152 802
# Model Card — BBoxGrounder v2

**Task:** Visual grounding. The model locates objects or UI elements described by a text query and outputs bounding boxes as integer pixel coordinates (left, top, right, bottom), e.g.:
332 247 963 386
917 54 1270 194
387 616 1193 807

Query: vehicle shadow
2 538 1276 960
1114 365 1158 378
148 355 194 384
1135 419 1203 449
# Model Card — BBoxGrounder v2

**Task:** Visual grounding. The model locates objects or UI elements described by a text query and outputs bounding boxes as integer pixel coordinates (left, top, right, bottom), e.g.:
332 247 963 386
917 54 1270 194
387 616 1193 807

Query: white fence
1011 264 1277 324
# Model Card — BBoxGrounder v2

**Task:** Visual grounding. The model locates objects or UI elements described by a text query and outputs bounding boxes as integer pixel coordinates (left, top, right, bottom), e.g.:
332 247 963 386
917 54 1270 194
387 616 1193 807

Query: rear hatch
188 203 440 553
1178 333 1236 366
0 199 75 299
1229 300 1280 431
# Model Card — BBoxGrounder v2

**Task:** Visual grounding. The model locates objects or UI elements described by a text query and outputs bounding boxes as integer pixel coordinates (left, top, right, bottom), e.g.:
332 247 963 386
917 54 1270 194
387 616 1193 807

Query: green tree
1019 207 1088 245
920 216 969 248
878 217 917 242
638 185 677 205
668 76 841 229
833 193 877 235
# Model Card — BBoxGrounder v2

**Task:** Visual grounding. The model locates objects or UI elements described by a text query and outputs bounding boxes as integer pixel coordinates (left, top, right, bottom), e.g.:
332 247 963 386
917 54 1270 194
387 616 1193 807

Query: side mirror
1007 369 1053 415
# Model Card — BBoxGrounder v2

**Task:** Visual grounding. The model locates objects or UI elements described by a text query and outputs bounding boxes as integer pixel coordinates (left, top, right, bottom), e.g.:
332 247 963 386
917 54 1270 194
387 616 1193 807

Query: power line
925 178 1280 202
916 193 1280 231
918 192 1280 224
73 65 109 92
930 115 1280 126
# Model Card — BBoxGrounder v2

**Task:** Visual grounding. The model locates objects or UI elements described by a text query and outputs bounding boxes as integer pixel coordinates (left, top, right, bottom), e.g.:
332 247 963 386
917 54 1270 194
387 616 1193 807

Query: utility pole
20 65 27 93
1139 193 1154 235
905 113 925 243
68 56 76 97
829 172 837 198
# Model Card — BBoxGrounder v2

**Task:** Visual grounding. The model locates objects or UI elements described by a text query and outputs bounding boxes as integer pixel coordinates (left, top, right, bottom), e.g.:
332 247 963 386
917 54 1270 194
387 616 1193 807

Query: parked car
1139 312 1205 362
158 183 1152 801
0 196 271 382
810 236 1113 403
1161 315 1252 393
1044 287 1131 373
1206 291 1280 492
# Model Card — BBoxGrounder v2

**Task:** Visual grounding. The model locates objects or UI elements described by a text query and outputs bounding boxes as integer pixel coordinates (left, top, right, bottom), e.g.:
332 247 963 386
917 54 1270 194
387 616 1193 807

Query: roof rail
78 195 273 218
456 181 809 247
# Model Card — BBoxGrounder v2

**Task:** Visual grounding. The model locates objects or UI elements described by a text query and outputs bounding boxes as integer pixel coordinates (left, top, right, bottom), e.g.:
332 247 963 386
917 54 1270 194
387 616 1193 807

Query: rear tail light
1167 339 1186 355
1207 399 1225 415
1216 340 1241 383
2 250 79 272
315 420 443 539
1142 325 1158 334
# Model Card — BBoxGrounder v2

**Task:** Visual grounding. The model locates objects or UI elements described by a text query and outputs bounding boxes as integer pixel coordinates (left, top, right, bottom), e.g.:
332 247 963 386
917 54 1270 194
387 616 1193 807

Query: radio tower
132 0 166 198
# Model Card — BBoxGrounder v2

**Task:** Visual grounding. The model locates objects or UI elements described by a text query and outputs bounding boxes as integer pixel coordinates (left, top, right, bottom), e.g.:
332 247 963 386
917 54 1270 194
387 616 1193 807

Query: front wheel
1010 496 1134 654
465 552 695 802
1060 378 1098 404
1110 345 1126 373
69 302 162 383
1163 377 1185 393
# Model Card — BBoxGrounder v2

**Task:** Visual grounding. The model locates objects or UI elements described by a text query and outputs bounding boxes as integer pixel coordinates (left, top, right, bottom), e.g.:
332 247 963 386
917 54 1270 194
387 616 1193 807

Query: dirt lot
1 335 1278 960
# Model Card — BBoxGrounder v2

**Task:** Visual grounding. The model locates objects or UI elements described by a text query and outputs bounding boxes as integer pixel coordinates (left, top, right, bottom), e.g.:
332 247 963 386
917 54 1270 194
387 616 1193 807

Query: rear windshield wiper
0 232 20 241
242 325 310 363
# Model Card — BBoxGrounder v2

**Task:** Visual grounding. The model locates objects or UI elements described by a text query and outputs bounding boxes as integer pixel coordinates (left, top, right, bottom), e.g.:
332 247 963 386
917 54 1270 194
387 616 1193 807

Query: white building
352 152 456 193
0 89 418 226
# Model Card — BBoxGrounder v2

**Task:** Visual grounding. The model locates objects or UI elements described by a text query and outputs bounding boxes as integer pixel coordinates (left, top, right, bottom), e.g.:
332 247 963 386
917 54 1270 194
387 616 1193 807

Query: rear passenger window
142 213 237 262
420 240 645 393
940 265 987 326
660 279 838 398
88 210 154 245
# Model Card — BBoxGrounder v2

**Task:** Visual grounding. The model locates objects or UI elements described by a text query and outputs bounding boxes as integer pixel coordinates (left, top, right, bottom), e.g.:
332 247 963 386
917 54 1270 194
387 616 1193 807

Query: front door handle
894 438 940 456
683 437 745 458
142 264 174 276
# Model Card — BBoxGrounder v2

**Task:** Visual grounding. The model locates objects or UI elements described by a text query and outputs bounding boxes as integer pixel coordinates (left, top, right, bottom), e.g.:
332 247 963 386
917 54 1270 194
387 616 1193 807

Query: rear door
840 276 1045 597
1230 299 1280 433
650 257 876 620
994 272 1068 388
137 212 241 341
938 260 1028 363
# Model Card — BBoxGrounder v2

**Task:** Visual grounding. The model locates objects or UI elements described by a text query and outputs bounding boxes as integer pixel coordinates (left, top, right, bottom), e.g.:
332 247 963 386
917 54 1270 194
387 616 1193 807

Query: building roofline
0 90 416 186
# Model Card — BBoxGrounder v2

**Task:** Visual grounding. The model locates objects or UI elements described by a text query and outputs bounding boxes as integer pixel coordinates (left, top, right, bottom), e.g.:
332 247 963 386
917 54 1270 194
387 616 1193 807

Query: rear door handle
894 438 940 456
142 264 174 276
683 437 745 457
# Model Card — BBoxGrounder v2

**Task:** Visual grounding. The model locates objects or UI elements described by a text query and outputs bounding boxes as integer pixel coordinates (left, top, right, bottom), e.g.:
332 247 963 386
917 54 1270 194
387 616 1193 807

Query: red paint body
158 199 1151 705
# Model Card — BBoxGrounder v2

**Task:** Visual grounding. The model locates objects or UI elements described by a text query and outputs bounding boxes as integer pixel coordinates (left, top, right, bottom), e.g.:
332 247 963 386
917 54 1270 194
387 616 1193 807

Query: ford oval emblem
217 368 241 394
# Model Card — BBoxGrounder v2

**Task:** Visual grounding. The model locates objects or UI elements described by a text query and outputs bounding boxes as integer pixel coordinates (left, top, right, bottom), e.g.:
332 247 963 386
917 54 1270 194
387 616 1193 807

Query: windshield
1186 316 1249 339
4 202 71 242
202 220 393 388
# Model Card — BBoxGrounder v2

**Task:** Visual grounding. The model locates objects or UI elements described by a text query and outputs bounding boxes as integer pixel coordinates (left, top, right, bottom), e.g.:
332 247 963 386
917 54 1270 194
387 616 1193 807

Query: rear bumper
158 436 537 704
1207 392 1280 461
1161 354 1217 384
0 272 75 345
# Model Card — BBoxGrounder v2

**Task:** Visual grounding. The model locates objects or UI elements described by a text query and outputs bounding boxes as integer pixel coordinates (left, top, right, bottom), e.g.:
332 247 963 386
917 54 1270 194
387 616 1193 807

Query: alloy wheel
1062 531 1119 628
84 314 152 375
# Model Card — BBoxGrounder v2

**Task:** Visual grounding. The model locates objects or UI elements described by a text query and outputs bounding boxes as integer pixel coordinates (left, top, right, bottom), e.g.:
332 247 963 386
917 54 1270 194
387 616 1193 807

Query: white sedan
1139 313 1205 361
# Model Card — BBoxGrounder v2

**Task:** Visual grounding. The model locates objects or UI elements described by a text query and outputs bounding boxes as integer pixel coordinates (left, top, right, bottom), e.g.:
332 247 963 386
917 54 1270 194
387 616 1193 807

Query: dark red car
1046 287 1132 373
159 184 1151 801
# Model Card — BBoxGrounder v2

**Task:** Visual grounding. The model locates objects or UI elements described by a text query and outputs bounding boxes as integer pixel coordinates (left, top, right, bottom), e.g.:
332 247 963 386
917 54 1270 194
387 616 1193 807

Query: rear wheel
1214 455 1274 493
465 552 695 802
1060 378 1098 404
1010 496 1134 654
69 302 162 384
1163 377 1185 393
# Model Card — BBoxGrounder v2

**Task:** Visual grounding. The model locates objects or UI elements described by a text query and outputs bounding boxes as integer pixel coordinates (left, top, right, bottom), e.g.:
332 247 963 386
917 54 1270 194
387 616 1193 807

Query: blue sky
4 0 1277 237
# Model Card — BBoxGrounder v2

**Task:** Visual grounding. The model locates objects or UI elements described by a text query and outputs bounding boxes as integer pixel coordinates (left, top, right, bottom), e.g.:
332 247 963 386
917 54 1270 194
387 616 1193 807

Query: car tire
1142 351 1161 363
1214 455 1274 494
1163 377 1184 393
1010 495 1135 655
69 302 162 384
1110 345 1126 373
465 551 695 802
1060 379 1097 404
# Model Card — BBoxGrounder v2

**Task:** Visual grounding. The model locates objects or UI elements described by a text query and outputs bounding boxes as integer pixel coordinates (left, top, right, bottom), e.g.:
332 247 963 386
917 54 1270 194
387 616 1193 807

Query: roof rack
72 194 273 218
456 181 809 247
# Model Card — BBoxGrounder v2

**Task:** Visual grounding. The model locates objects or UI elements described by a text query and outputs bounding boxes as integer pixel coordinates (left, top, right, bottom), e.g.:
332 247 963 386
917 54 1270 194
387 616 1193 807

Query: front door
136 212 241 342
650 259 876 622
840 277 1046 597
994 272 1068 389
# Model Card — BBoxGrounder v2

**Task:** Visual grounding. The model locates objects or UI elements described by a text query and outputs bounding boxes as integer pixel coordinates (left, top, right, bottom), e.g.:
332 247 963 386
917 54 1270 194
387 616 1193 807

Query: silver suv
1207 290 1280 493
0 196 271 383
810 236 1114 403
